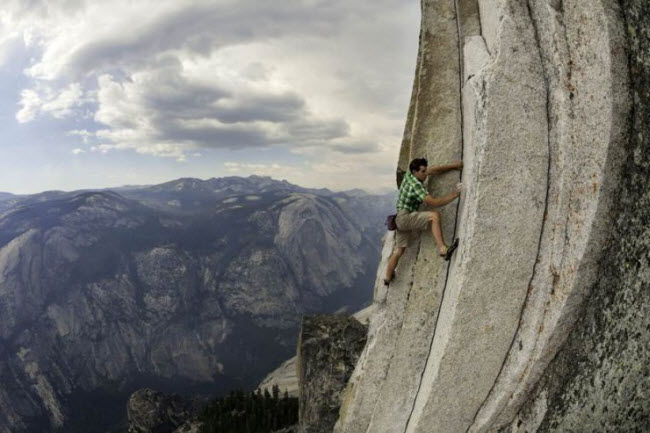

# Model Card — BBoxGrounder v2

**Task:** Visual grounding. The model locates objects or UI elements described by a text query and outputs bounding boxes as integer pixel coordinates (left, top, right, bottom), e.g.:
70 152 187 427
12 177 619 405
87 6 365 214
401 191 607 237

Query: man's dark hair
409 158 428 174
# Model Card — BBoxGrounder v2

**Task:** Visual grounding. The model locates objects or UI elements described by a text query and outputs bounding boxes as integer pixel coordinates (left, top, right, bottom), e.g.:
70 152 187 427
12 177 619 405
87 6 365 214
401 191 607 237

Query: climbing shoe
441 238 459 261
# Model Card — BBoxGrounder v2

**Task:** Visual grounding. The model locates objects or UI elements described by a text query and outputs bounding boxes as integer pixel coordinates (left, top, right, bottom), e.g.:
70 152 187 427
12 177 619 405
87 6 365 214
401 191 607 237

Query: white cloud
41 83 83 118
3 0 419 191
16 83 84 122
90 145 108 154
222 147 398 193
15 89 41 123
71 148 85 154
224 162 293 173
67 129 94 143
90 60 351 159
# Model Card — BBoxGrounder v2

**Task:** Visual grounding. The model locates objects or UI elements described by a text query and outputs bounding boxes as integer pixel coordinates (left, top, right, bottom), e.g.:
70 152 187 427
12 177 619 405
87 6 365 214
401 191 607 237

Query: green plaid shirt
396 171 428 212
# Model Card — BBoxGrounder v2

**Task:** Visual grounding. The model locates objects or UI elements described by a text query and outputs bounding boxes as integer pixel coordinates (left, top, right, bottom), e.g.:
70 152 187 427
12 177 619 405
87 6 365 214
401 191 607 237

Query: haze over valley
0 175 394 432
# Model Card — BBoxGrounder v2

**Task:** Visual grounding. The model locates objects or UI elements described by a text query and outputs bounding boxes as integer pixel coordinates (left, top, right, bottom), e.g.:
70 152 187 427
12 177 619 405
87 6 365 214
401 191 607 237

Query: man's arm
427 160 463 176
423 183 462 207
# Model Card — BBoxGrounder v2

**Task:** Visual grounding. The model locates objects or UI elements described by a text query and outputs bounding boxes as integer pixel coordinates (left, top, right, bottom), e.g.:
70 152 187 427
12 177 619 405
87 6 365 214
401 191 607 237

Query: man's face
413 165 427 182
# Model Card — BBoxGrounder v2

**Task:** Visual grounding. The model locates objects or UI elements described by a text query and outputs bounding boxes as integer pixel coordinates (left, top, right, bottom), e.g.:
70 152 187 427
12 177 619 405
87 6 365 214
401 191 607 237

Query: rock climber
384 157 463 286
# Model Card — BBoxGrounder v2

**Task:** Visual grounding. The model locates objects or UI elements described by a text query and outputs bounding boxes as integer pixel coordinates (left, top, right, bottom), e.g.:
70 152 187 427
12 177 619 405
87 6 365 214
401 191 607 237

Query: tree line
199 385 298 433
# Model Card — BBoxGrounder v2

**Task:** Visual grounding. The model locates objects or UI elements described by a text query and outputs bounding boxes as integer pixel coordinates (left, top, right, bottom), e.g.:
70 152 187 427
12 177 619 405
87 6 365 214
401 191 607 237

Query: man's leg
384 247 405 284
429 211 448 255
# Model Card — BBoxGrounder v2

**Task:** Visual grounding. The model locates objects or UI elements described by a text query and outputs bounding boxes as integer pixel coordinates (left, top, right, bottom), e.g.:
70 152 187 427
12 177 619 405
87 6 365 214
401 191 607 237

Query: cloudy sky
0 0 420 194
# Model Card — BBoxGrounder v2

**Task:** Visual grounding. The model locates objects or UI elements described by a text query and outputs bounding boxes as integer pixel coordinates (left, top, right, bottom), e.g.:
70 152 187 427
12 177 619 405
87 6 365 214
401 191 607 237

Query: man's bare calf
384 211 450 285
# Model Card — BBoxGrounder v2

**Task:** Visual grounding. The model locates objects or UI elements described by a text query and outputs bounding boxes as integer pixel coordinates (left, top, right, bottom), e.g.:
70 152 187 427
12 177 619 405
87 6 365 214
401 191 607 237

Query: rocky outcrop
259 357 301 398
297 315 367 433
334 0 646 432
127 388 205 433
258 307 374 399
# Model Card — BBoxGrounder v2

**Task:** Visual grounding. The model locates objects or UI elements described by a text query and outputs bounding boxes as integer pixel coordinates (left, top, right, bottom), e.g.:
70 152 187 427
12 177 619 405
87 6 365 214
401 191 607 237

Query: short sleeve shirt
396 172 428 212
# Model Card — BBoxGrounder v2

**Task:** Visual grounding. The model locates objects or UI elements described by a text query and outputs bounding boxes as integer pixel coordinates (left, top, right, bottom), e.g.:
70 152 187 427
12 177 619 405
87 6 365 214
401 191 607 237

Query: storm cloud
1 0 419 192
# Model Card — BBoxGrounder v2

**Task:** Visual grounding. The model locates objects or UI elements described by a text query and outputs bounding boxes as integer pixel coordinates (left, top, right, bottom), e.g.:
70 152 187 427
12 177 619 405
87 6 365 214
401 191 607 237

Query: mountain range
0 176 395 433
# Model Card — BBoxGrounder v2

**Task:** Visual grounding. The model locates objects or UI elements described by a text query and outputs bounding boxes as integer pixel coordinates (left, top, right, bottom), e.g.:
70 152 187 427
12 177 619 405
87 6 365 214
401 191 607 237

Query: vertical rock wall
407 1 549 431
469 1 630 430
503 1 650 431
335 1 462 432
334 0 637 432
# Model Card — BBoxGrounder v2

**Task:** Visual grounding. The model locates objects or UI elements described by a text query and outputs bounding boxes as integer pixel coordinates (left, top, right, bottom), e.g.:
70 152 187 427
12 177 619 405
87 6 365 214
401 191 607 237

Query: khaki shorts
395 210 433 248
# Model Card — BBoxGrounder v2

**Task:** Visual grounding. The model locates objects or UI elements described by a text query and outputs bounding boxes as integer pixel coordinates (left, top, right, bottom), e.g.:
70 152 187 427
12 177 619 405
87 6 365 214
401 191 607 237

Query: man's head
409 158 428 181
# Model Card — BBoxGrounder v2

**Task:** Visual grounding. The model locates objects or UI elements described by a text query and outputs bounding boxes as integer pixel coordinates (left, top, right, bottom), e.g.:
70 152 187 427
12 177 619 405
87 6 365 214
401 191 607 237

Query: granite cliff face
332 1 649 432
258 307 373 400
296 315 367 433
127 388 206 433
0 177 392 433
